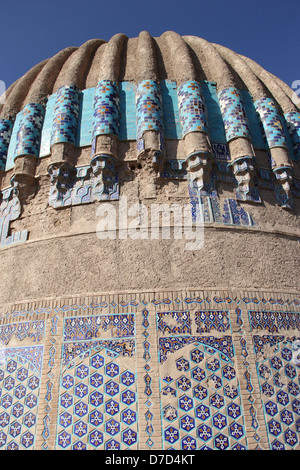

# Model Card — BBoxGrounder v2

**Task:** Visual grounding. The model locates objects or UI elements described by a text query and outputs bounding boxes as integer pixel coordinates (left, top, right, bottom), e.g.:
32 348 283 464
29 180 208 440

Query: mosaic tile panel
159 336 246 450
3 81 294 172
50 85 81 146
48 163 118 208
57 313 137 450
157 311 191 335
195 310 231 334
177 81 208 137
249 311 300 332
63 314 135 341
0 345 44 449
62 339 135 367
3 293 297 323
235 308 261 442
141 308 155 448
218 87 250 142
211 142 230 161
284 111 300 158
159 335 234 365
254 97 287 149
42 315 58 449
201 81 226 144
92 80 120 142
0 186 28 247
222 198 256 226
189 184 258 227
0 320 45 345
255 337 300 450
14 103 45 158
0 119 13 171
136 80 164 151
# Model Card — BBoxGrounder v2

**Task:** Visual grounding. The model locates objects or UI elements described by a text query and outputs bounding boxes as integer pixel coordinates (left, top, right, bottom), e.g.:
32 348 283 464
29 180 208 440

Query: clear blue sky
1 0 299 90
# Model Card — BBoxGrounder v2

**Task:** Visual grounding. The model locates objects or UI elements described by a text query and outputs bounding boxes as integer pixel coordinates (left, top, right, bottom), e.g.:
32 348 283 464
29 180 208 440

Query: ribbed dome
1 31 299 119
0 32 299 452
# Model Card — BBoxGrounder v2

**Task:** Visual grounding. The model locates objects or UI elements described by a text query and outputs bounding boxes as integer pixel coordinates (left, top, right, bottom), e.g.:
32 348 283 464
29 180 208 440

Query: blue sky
0 0 299 91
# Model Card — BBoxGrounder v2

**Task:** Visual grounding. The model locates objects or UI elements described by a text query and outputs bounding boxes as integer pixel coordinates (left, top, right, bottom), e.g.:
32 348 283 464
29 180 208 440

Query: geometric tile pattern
141 308 155 448
63 314 135 341
41 315 58 449
284 111 300 157
189 184 258 227
222 197 257 226
50 85 81 146
249 311 300 332
195 310 231 333
0 186 28 247
256 338 300 450
159 334 235 367
0 320 45 346
56 347 138 450
0 345 44 449
55 313 138 449
48 163 119 209
211 142 230 161
159 340 247 450
0 119 13 170
3 295 298 322
15 103 45 158
0 297 299 450
218 87 250 142
3 81 300 171
157 311 191 335
254 97 287 149
92 80 120 143
136 79 164 152
235 309 261 443
177 81 208 137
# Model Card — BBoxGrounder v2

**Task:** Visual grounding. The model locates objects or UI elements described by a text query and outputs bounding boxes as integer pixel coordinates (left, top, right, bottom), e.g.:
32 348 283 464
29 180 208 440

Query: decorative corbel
273 166 294 210
48 162 77 194
0 180 28 246
90 153 118 196
185 151 212 191
230 156 260 202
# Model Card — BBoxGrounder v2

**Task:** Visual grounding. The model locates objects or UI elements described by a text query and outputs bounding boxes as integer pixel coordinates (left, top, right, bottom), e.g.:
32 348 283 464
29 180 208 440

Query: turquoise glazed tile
254 97 287 149
218 87 250 142
177 81 208 137
0 119 13 170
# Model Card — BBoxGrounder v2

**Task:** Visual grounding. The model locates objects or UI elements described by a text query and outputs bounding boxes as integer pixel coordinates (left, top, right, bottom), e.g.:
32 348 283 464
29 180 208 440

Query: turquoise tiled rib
4 81 299 166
